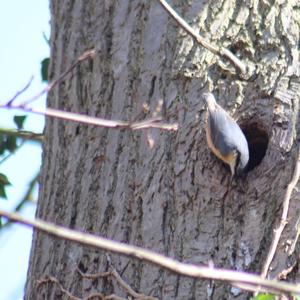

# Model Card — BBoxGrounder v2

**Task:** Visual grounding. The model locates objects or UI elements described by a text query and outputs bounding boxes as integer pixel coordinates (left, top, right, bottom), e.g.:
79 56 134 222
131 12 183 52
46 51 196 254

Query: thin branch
0 129 42 167
2 104 178 131
77 262 157 300
37 276 81 300
4 49 96 108
288 214 300 256
0 173 38 230
102 295 126 300
0 140 26 166
2 48 177 132
15 172 39 209
0 172 39 229
38 274 129 300
6 76 34 106
110 266 157 300
42 31 50 46
1 210 300 296
261 148 300 278
77 267 111 280
38 276 124 299
87 292 127 299
233 281 278 294
21 49 97 107
158 0 248 76
0 128 43 142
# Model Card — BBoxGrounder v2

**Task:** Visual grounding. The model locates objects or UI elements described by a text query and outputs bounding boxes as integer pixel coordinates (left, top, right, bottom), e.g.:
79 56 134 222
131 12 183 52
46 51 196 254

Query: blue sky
0 1 49 299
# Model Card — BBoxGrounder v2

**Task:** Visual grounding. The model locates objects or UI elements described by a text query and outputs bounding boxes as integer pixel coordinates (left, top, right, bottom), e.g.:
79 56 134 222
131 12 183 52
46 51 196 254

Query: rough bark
25 1 300 299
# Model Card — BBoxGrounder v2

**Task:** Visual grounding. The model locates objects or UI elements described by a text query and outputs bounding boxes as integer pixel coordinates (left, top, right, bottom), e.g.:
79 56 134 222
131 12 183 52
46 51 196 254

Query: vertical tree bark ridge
25 1 300 299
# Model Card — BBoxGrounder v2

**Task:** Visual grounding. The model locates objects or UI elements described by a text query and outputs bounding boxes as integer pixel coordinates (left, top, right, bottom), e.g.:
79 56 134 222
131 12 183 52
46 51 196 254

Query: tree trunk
25 1 300 299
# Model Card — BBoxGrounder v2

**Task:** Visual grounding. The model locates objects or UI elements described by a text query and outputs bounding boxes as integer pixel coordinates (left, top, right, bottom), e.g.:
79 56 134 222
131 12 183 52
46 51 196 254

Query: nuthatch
203 93 249 177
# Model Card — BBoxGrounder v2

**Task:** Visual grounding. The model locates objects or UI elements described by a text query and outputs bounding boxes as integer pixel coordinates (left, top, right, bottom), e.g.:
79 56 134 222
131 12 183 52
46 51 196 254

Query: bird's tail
203 93 217 111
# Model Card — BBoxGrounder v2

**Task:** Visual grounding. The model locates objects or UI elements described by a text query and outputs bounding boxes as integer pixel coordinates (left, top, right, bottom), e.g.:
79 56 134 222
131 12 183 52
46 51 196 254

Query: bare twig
261 149 300 278
0 172 39 229
77 267 111 280
287 213 300 256
6 76 34 106
2 104 178 131
86 293 126 300
3 49 95 108
37 275 126 300
233 281 279 294
15 172 39 207
158 0 248 76
37 276 81 300
21 49 97 106
0 128 43 142
0 129 41 167
102 295 126 300
2 48 177 132
77 263 157 300
0 140 26 166
110 266 157 300
1 210 300 296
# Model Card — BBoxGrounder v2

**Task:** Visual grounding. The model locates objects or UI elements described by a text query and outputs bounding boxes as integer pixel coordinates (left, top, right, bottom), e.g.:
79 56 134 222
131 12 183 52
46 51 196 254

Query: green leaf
250 294 275 300
6 135 17 152
0 173 11 186
0 174 11 200
0 184 8 199
13 115 27 130
0 135 6 155
41 57 50 82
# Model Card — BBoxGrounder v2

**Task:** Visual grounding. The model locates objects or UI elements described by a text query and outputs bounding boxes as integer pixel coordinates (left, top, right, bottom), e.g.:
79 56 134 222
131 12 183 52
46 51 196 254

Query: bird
203 92 249 177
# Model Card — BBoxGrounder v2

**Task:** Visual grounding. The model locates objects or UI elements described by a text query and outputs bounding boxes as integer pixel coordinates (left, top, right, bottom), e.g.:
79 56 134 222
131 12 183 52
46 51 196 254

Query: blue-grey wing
208 108 246 157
